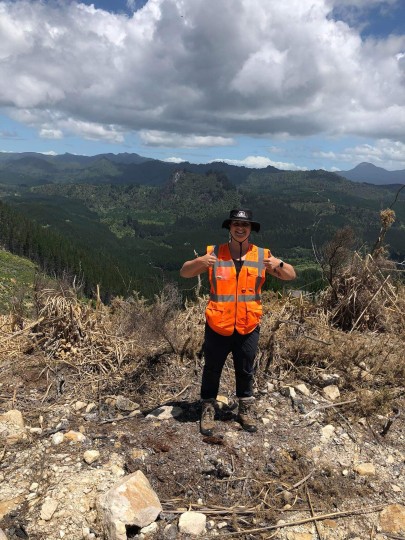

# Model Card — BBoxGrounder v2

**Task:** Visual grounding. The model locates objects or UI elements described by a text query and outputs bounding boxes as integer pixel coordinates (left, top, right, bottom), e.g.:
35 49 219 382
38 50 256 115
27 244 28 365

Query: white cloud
213 156 307 171
164 156 186 163
314 139 405 169
140 131 234 147
0 0 404 149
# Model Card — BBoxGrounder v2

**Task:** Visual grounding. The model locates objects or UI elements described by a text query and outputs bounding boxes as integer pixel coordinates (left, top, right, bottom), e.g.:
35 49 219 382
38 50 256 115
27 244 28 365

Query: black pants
200 323 260 400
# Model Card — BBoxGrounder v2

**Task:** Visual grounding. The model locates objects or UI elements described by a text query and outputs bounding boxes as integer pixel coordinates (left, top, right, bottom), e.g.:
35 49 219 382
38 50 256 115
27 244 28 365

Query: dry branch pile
322 252 404 332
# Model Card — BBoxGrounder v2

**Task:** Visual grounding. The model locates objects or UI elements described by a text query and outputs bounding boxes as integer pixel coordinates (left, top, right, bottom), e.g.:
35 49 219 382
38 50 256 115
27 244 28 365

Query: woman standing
180 209 296 435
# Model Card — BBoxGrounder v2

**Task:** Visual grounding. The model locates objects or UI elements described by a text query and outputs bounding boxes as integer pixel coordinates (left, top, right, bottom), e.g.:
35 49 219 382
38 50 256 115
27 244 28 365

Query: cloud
40 128 63 139
140 130 234 147
0 0 404 148
213 156 308 171
314 139 405 169
164 156 186 163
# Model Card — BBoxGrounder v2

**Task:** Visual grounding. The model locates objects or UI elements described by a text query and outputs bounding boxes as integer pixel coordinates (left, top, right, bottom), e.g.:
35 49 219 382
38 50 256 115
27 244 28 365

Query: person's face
230 220 251 241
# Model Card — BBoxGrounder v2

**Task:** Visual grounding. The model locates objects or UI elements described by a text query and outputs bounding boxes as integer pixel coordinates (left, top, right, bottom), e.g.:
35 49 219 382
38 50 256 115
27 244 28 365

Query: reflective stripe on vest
209 246 266 302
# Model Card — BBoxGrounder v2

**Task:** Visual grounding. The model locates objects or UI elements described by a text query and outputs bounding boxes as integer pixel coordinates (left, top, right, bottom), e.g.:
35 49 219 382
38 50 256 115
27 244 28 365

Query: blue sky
0 0 405 171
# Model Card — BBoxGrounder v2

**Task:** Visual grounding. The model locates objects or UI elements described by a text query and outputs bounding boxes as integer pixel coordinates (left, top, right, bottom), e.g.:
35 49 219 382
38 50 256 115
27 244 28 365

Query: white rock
83 450 100 465
110 465 125 477
216 395 229 409
74 401 88 411
295 383 310 396
52 432 65 445
323 385 340 401
40 498 58 521
146 405 182 420
140 522 158 535
178 511 207 536
321 424 335 441
29 427 43 434
97 470 162 540
86 403 97 413
0 530 8 540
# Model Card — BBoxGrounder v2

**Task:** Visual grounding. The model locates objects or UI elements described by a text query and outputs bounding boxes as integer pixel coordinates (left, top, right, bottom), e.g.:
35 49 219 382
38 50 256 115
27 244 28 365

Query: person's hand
200 252 217 269
264 255 283 272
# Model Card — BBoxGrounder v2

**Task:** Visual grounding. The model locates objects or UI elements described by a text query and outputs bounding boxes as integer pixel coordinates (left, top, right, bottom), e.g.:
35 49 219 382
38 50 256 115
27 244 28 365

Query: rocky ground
1 351 404 540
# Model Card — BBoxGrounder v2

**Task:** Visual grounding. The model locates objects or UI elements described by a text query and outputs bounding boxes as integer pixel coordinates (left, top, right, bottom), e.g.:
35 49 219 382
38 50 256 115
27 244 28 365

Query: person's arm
180 252 217 278
264 255 296 281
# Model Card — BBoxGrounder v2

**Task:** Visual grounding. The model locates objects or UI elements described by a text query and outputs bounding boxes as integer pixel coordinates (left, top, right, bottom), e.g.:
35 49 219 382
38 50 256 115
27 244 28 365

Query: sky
0 0 405 171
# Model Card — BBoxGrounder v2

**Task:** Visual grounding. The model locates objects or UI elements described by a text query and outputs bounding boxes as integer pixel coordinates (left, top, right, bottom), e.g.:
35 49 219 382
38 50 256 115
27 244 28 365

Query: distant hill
338 162 405 185
0 151 279 186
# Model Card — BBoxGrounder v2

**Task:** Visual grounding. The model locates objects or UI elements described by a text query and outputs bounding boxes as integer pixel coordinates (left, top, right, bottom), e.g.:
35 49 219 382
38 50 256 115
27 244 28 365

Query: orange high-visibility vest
205 243 270 336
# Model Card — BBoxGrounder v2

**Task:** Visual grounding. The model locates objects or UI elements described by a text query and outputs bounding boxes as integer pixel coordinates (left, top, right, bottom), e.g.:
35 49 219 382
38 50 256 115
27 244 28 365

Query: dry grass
0 250 404 420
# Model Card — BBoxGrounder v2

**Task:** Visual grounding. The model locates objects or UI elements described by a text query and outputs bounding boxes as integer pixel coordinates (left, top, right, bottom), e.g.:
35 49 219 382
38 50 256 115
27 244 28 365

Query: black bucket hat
222 208 260 233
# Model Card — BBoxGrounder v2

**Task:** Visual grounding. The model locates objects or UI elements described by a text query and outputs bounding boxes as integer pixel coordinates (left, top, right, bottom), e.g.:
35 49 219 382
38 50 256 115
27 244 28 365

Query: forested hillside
0 165 403 302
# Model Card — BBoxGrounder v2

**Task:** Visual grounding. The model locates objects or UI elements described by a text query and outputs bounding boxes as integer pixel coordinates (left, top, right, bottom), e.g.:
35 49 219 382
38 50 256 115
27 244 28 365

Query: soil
1 348 404 540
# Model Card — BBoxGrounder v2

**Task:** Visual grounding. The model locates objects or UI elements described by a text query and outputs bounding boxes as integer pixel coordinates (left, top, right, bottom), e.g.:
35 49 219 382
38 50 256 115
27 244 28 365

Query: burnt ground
1 346 404 540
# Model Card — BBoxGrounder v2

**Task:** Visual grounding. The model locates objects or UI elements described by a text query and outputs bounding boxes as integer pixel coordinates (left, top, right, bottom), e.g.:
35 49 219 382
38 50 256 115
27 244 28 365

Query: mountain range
0 151 403 186
0 151 276 187
0 151 403 300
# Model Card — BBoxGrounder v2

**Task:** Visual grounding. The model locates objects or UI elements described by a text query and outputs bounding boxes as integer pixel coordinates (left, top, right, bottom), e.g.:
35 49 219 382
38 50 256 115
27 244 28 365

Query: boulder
97 470 162 540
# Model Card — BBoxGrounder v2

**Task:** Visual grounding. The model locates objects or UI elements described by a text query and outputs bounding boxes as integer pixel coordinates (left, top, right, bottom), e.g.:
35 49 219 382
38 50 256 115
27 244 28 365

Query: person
180 208 296 435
